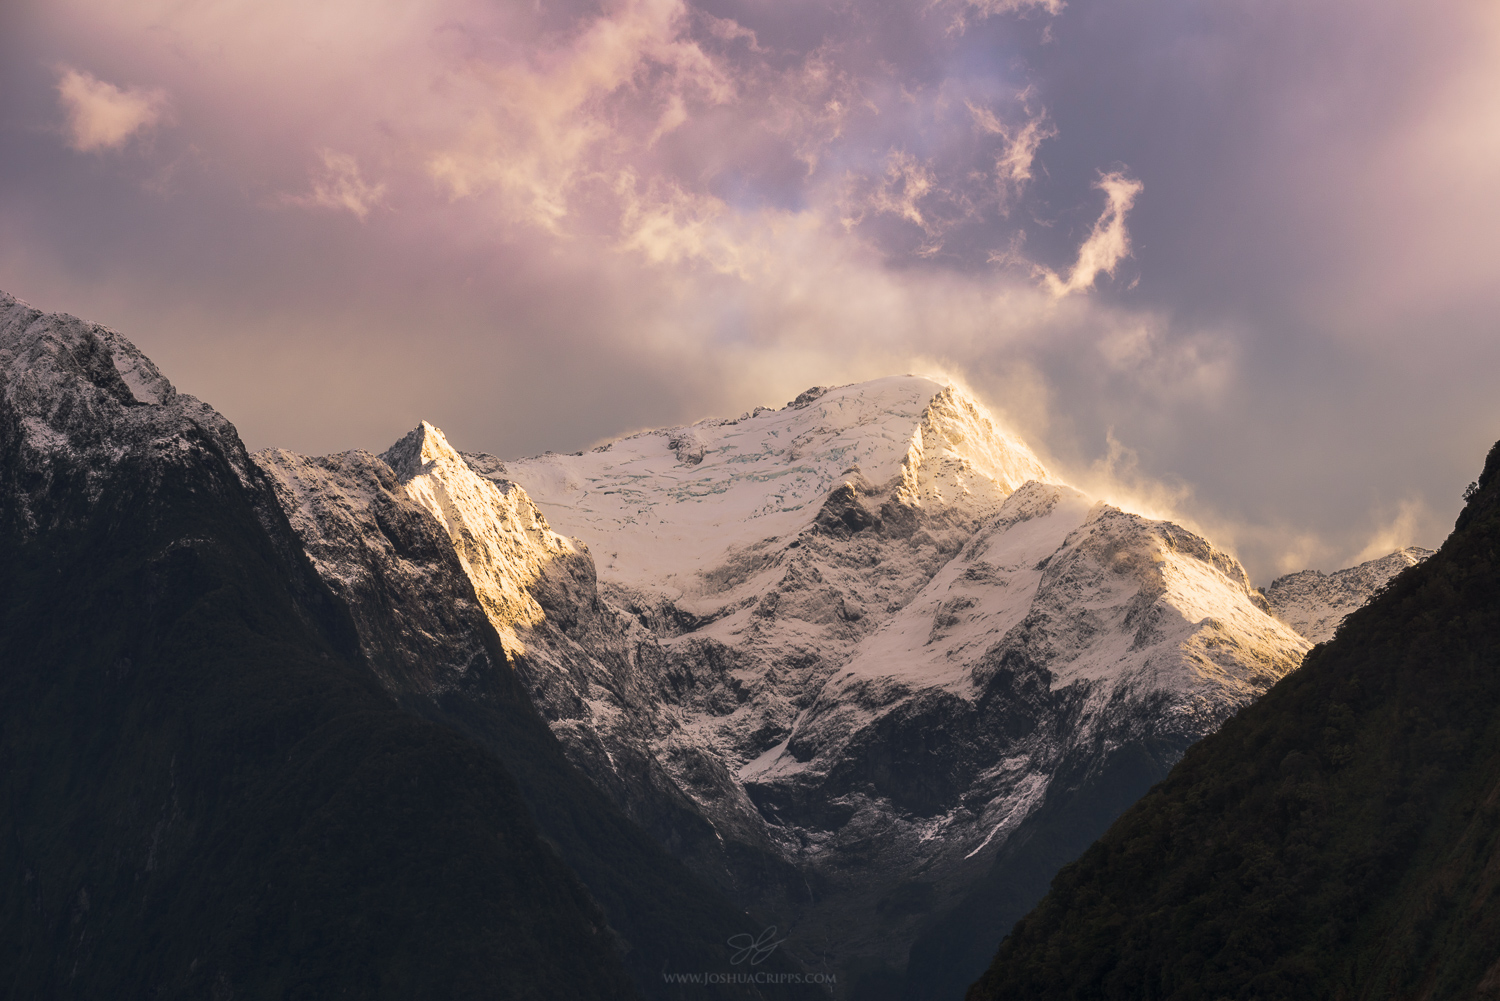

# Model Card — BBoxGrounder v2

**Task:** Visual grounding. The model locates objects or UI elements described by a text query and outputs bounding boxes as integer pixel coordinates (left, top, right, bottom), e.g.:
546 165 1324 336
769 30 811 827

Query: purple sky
2 0 1497 581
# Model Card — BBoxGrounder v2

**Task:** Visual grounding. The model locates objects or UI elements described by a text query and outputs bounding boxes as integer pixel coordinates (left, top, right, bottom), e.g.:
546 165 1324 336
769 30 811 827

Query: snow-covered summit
461 379 1310 982
500 376 1050 594
240 367 1316 989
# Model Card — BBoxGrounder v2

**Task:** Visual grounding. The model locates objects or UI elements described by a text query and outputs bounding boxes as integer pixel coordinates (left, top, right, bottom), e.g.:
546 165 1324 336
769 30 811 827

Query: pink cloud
55 66 169 151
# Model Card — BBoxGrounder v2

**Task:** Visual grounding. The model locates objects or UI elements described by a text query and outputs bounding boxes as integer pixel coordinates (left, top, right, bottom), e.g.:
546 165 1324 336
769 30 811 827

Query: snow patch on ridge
832 482 1096 691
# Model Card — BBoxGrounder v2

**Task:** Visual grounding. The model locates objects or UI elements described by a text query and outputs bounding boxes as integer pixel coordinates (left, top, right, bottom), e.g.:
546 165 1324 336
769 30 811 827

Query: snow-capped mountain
491 380 1315 994
1265 547 1433 644
500 378 1049 596
258 375 1321 995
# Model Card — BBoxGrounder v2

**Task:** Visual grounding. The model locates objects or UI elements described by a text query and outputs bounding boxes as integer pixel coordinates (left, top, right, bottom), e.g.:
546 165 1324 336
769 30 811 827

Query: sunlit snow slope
500 377 1048 598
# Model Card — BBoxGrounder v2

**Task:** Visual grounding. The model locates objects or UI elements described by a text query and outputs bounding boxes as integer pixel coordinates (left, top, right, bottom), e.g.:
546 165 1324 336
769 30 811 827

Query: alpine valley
0 292 1433 1000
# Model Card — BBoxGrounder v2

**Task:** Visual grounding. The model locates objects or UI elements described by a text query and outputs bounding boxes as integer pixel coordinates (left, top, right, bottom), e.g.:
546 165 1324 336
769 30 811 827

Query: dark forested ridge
969 438 1500 1001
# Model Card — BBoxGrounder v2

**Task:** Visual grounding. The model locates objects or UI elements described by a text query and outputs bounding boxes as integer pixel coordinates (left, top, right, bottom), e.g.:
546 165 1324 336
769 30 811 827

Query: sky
1 0 1497 582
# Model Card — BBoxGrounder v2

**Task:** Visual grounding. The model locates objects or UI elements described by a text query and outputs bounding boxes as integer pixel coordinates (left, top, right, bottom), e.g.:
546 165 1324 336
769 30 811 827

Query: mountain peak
1 290 177 414
379 420 462 481
896 381 1051 511
0 291 244 537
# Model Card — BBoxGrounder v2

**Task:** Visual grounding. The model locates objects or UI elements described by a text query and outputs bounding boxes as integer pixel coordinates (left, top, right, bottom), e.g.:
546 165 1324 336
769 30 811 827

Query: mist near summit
1 0 1497 582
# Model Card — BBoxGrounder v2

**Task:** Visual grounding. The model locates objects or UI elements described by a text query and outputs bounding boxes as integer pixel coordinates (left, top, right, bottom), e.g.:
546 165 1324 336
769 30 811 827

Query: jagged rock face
254 445 506 692
1265 547 1433 643
253 431 796 904
1 290 254 536
259 422 578 670
750 483 1307 842
0 290 338 631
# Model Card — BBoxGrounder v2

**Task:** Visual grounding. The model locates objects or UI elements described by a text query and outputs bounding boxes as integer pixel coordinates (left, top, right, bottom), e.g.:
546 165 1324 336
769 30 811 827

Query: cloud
843 150 939 229
12 0 1500 589
969 99 1056 208
291 149 387 220
995 117 1052 188
1039 170 1143 297
944 0 1066 34
1070 428 1194 524
55 67 168 151
615 172 762 277
424 0 733 231
701 12 762 51
1351 498 1428 565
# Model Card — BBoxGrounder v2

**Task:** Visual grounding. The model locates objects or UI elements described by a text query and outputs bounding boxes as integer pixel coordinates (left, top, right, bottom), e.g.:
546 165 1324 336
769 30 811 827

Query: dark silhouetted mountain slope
969 438 1500 1001
0 290 698 1000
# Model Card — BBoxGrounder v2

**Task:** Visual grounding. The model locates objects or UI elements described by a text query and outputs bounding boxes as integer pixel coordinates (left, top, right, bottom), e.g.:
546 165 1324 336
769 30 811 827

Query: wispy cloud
1039 170 1143 297
942 0 1065 35
55 67 169 151
844 151 939 229
290 149 387 220
969 97 1056 209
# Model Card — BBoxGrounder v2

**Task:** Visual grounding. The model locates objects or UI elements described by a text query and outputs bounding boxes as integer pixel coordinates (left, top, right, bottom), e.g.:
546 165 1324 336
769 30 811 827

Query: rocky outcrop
1265 547 1433 643
0 291 642 1000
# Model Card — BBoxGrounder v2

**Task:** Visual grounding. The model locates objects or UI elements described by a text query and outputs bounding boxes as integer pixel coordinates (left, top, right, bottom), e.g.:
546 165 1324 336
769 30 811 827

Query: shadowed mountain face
253 436 815 1000
0 291 641 999
969 439 1500 1001
0 292 815 1000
